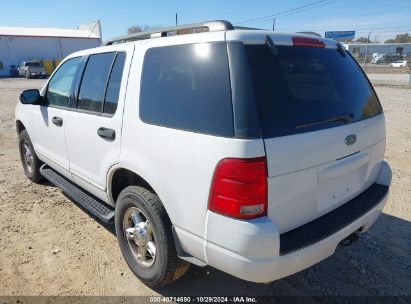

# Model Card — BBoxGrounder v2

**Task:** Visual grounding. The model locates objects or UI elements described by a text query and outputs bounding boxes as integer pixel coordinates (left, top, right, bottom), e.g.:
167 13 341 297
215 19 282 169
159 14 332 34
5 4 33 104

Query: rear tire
19 130 44 183
115 186 190 287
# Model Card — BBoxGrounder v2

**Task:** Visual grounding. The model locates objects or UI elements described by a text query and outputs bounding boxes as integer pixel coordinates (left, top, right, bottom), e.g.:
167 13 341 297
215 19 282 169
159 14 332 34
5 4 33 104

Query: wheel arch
107 165 206 266
107 166 158 206
16 120 26 135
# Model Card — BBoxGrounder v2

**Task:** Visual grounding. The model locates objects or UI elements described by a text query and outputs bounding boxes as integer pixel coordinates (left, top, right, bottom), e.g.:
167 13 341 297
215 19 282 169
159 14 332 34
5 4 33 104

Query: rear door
244 40 385 233
64 45 133 199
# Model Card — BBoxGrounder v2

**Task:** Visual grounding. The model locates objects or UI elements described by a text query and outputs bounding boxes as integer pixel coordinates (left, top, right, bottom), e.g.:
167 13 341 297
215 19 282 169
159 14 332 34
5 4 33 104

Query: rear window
245 45 383 138
26 62 41 67
139 42 234 137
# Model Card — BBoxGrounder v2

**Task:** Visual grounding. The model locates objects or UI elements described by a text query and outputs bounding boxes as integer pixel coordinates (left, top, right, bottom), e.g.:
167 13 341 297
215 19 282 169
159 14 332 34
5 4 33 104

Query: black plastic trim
279 183 389 255
71 55 89 109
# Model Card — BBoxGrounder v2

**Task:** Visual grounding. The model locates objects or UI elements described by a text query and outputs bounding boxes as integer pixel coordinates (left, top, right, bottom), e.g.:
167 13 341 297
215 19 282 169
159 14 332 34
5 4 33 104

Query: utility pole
272 18 276 31
175 13 178 26
364 30 373 67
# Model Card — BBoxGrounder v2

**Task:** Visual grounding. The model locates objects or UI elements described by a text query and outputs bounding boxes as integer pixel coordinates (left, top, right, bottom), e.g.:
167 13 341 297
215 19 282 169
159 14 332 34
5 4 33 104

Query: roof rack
233 26 263 31
295 31 322 37
104 20 234 45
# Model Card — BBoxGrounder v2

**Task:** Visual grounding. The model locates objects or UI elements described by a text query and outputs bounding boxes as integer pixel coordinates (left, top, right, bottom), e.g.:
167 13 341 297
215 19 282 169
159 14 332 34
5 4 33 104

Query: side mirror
20 89 44 105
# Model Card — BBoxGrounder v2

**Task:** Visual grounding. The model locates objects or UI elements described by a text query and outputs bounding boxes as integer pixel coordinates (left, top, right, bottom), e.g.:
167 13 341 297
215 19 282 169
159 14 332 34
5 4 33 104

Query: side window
46 57 81 107
139 43 233 137
103 52 126 115
77 52 115 112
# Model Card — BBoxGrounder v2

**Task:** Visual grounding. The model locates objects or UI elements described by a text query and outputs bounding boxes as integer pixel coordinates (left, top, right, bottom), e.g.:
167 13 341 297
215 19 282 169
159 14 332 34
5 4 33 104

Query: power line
313 1 411 22
234 0 334 25
307 24 411 31
275 0 341 20
248 0 410 30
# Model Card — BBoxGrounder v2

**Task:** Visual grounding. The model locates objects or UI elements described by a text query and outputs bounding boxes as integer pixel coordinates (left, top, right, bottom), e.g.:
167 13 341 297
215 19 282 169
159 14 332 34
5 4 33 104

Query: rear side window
77 52 116 112
245 45 383 138
140 42 234 137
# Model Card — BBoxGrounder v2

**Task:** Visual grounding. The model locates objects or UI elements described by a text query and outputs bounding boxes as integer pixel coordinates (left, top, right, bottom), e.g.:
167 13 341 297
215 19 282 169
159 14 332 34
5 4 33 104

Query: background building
0 20 101 76
342 42 411 58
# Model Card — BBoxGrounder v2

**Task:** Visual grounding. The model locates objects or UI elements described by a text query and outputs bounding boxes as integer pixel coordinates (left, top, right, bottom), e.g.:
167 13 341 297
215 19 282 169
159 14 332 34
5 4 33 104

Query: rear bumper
29 72 46 76
204 161 391 283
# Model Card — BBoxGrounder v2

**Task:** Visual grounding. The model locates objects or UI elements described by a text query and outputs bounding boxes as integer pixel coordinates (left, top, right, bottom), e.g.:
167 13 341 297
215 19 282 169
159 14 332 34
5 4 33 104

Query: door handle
52 116 63 127
97 127 115 141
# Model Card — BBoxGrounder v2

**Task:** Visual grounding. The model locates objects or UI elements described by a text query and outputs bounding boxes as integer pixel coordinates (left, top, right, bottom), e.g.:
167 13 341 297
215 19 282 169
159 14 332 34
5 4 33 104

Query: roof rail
104 20 234 45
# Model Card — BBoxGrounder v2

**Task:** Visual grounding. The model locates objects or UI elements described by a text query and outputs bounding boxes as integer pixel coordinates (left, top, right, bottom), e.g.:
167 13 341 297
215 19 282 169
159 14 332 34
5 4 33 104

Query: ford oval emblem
345 134 357 145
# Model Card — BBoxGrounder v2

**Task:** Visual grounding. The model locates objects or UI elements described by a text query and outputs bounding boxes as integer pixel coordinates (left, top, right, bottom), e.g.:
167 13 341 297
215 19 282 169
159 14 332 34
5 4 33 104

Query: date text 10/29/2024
149 297 258 303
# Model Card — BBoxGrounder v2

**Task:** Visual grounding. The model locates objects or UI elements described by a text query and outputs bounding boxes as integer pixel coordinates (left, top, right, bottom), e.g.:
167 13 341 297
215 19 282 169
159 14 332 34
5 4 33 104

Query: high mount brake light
292 37 325 48
208 157 267 220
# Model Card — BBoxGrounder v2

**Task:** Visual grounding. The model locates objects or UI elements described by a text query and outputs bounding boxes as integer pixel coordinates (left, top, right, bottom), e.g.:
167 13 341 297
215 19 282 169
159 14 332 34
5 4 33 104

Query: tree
385 33 411 43
355 37 371 43
127 25 162 34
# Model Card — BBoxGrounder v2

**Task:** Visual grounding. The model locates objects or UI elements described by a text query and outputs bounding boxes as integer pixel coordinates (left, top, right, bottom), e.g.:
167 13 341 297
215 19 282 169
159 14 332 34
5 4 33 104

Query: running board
40 165 115 224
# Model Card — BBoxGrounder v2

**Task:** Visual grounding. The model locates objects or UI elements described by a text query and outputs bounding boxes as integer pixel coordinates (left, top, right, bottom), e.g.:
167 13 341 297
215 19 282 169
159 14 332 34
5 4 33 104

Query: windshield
245 44 383 138
26 62 41 67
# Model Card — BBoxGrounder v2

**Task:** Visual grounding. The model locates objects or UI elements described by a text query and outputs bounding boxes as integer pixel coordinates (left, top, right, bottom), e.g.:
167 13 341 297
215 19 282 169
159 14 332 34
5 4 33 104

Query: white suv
15 21 392 287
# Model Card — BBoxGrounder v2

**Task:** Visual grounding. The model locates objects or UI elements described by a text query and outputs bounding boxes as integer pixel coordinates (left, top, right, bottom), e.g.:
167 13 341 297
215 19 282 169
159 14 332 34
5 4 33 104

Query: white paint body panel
30 106 71 175
265 115 386 233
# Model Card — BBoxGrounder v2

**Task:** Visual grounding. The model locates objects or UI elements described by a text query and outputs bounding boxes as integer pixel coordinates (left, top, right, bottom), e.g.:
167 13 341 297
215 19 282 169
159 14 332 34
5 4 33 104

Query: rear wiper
265 35 278 55
294 113 354 129
336 42 347 57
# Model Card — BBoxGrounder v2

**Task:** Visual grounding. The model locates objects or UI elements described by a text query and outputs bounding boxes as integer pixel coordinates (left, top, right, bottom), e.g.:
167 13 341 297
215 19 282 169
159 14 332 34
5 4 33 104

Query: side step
40 165 115 224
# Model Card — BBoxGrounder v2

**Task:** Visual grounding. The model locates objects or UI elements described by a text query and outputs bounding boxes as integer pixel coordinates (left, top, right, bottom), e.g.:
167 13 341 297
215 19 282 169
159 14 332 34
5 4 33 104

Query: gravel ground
0 77 410 302
367 73 411 86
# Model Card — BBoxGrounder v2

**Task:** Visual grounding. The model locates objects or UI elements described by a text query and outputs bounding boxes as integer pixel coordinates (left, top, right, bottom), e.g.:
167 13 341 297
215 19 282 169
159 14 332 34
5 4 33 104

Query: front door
31 57 82 177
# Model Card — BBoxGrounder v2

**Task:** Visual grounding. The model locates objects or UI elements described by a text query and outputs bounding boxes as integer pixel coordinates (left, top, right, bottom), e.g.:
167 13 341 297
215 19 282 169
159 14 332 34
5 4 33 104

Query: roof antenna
175 13 178 26
272 18 275 31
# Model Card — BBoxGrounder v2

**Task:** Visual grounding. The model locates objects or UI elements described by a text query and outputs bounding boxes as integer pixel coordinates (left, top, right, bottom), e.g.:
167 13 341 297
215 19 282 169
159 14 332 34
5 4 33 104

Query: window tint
245 45 383 138
140 42 233 137
26 62 41 67
104 53 126 115
47 57 81 107
77 52 115 112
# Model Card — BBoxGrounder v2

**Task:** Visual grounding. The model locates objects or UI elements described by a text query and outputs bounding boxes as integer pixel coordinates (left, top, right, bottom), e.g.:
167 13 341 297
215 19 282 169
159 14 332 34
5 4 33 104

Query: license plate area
317 152 369 212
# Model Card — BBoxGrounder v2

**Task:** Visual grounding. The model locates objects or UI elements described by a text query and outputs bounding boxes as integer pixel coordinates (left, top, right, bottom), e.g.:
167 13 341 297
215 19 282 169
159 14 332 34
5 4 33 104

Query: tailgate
243 38 386 233
265 115 385 233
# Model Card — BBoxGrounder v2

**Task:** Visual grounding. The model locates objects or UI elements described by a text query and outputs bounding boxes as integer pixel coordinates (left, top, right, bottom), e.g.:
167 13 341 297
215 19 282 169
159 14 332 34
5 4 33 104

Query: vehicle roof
66 29 339 61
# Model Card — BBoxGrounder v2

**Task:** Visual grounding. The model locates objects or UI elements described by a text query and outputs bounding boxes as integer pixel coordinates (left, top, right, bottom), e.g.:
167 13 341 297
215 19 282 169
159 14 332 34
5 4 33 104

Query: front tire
115 186 190 287
18 130 44 183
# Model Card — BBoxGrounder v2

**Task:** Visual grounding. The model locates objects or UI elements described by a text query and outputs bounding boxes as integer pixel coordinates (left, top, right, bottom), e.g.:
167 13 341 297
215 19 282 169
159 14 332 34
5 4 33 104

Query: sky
2 0 410 42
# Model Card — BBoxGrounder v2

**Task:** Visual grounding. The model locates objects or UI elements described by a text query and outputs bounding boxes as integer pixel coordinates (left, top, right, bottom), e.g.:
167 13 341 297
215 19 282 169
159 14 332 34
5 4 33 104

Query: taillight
292 36 325 48
208 157 267 220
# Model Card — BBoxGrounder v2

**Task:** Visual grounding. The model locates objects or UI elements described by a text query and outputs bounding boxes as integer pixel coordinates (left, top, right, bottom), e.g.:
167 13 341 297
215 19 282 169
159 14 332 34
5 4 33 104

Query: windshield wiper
294 113 354 129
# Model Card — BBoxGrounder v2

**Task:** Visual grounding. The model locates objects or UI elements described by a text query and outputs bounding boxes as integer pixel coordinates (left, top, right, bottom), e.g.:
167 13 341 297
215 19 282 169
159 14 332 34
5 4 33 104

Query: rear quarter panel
117 34 265 260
